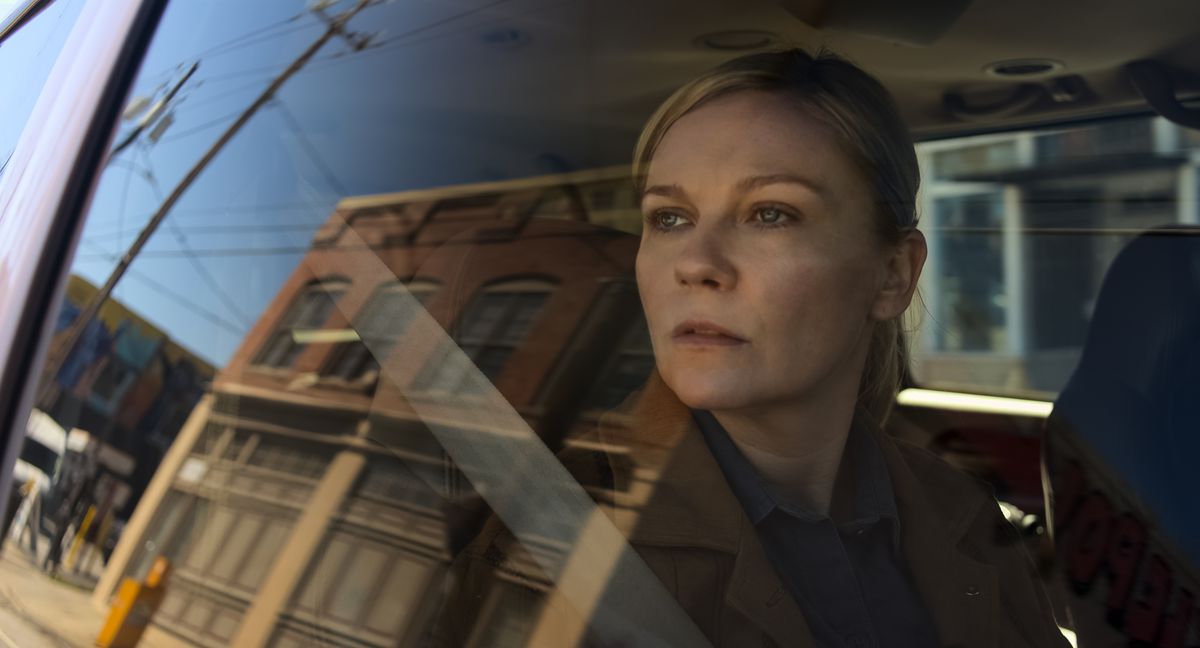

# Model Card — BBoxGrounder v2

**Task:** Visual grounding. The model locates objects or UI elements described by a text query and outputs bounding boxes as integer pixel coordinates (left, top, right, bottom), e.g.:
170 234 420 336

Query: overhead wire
86 222 324 242
85 0 532 298
310 0 562 66
156 109 245 145
137 12 307 83
170 76 278 114
186 0 517 86
271 98 349 197
135 144 255 328
77 239 247 337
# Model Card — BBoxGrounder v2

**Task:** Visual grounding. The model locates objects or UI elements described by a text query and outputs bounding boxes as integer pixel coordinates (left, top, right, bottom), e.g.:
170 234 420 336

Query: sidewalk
0 539 109 647
0 540 179 648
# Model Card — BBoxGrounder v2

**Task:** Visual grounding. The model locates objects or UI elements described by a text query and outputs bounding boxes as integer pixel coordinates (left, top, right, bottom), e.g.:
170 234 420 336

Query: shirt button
964 585 982 597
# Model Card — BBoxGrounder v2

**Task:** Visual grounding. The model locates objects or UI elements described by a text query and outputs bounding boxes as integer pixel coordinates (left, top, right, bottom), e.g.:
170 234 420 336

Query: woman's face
636 90 918 414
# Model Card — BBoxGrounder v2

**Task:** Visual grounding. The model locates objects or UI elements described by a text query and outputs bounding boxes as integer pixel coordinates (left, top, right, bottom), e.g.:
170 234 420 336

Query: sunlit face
636 90 904 415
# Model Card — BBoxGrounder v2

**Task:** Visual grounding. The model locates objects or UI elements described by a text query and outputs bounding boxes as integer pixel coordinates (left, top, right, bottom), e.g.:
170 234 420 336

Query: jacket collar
598 372 1000 648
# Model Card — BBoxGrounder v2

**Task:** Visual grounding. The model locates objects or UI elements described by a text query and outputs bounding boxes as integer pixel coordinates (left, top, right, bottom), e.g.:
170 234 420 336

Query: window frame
251 277 351 371
320 278 441 384
410 277 556 395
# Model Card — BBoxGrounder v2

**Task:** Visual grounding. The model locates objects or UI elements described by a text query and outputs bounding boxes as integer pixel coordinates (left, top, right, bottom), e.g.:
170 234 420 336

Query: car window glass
0 0 84 178
4 2 1199 647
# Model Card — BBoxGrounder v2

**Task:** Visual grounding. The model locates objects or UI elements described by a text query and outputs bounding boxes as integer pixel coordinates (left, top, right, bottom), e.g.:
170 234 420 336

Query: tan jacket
436 375 1070 648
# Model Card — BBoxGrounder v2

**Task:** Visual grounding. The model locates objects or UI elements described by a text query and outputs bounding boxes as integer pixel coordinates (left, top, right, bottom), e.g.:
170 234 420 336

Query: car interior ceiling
525 0 1200 140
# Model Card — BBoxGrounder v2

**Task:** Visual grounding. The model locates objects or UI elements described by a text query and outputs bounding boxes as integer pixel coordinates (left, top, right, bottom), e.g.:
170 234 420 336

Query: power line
85 222 323 243
137 12 307 83
171 76 277 114
309 0 555 66
114 147 137 258
77 239 247 337
350 0 513 51
156 109 244 145
196 20 315 61
272 99 348 196
174 201 330 213
110 63 199 160
82 202 332 241
74 230 633 260
135 144 255 329
189 0 513 86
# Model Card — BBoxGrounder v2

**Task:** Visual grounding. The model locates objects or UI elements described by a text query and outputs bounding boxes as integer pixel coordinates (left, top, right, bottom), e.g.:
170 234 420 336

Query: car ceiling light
694 30 777 51
481 28 529 50
896 388 1053 418
985 58 1064 78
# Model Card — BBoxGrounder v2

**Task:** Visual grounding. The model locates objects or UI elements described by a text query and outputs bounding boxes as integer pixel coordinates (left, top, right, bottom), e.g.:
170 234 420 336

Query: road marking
0 624 23 648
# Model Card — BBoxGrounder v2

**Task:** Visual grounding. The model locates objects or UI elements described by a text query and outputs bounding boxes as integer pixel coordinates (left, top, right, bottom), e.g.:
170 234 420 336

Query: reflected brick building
97 166 660 647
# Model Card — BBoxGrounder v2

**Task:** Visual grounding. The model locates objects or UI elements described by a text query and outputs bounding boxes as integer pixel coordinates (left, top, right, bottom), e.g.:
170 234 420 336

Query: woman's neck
711 386 858 516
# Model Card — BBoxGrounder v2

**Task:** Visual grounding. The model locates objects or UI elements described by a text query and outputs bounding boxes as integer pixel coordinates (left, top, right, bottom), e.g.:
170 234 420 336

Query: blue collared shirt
692 410 940 648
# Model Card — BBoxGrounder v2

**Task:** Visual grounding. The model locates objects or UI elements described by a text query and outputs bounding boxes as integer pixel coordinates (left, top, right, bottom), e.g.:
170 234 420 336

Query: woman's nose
674 228 736 290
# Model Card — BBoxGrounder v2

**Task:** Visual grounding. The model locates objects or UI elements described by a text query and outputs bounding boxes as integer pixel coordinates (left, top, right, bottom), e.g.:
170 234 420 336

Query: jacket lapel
725 511 817 648
601 373 816 647
881 435 999 648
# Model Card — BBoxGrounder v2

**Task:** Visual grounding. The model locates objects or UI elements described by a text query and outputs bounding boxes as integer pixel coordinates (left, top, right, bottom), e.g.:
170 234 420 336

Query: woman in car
437 49 1069 648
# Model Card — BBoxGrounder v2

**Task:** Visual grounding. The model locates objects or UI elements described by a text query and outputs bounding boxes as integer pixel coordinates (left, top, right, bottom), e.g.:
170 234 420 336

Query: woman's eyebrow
640 174 825 204
641 183 686 201
735 173 826 196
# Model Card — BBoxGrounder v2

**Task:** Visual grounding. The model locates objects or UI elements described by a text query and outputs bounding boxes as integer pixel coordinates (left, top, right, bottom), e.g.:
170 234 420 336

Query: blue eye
758 207 785 223
649 210 689 231
753 205 795 227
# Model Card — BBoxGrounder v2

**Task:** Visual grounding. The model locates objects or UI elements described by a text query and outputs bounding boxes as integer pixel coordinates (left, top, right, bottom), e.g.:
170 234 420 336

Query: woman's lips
671 320 747 347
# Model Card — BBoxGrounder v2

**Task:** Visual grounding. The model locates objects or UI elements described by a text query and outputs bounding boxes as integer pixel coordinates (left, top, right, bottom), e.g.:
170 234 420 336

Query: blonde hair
633 48 919 424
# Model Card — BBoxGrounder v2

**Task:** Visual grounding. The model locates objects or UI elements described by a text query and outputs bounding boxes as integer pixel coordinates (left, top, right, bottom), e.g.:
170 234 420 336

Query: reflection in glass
5 0 1200 645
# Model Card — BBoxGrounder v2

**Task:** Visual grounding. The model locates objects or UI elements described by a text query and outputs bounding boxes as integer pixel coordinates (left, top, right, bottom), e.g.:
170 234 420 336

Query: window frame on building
411 277 556 395
321 278 440 384
252 277 351 371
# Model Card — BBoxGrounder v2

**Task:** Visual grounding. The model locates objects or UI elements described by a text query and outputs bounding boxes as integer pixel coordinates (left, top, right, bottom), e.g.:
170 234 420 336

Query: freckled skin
635 90 917 435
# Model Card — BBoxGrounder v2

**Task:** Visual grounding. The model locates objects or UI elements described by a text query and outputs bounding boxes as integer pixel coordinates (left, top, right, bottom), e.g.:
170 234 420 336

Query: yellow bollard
82 511 114 575
96 557 172 648
65 504 96 571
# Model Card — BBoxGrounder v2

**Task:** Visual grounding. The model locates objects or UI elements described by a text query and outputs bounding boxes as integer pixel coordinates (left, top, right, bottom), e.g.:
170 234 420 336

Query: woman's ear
871 228 926 321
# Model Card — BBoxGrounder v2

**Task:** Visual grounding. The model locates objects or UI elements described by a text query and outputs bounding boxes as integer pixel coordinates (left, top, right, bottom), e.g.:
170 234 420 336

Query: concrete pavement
0 539 107 647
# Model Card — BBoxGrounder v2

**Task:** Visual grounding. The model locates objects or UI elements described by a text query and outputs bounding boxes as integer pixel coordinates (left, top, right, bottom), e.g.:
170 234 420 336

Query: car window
0 0 84 179
4 2 1199 647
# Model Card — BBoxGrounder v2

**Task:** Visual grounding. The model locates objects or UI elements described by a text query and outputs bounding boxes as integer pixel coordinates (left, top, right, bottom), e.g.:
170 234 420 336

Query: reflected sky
57 0 645 365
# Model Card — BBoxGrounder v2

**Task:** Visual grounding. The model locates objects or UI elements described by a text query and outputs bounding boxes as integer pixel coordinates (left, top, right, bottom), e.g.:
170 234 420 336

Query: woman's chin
664 373 753 412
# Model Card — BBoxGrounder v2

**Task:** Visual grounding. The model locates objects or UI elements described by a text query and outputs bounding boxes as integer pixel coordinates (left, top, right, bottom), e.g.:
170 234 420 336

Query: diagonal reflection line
318 213 710 647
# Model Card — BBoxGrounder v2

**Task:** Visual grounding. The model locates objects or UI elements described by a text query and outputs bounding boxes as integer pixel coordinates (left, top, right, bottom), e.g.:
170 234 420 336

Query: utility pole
108 61 199 161
36 0 373 406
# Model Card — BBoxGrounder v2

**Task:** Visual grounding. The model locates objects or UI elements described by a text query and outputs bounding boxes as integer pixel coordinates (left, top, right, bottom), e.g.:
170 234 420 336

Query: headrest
1052 226 1200 555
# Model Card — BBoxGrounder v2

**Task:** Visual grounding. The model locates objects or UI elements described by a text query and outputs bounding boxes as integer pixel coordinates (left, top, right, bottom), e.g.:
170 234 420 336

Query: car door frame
0 0 168 523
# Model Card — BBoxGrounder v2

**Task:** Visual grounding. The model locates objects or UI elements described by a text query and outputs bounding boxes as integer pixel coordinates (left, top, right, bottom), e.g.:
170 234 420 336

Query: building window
253 279 348 369
322 280 438 382
931 193 1007 352
412 279 554 393
583 316 654 412
88 357 139 412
